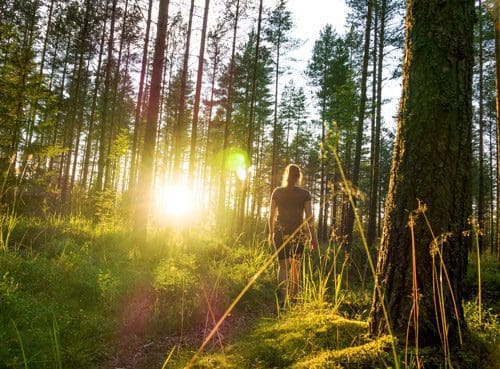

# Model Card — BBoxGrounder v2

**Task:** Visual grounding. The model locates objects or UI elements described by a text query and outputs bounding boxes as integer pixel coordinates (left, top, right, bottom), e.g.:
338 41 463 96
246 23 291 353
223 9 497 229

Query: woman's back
272 186 311 232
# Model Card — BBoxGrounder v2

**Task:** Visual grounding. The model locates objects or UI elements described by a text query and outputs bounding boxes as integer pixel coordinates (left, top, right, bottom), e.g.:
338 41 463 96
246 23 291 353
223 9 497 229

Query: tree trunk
81 0 109 189
49 37 70 173
104 0 129 190
173 0 195 177
368 0 387 248
60 0 91 214
489 115 495 253
95 0 118 192
26 0 55 147
202 32 221 200
134 0 170 238
271 29 282 192
370 0 474 348
345 0 373 249
188 0 210 186
495 0 500 257
478 0 485 253
318 106 326 241
218 0 240 217
129 0 153 194
239 0 263 229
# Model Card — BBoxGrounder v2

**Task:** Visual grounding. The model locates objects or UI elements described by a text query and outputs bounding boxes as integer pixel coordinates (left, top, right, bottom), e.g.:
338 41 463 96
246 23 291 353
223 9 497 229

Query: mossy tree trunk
369 0 474 346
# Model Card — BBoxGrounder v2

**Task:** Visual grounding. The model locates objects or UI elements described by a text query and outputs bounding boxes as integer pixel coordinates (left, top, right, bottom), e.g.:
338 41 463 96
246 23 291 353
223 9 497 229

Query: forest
0 0 498 368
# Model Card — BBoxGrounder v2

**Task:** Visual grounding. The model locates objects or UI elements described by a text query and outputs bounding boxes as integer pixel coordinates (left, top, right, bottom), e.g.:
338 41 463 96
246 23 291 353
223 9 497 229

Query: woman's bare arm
304 200 318 249
268 199 277 246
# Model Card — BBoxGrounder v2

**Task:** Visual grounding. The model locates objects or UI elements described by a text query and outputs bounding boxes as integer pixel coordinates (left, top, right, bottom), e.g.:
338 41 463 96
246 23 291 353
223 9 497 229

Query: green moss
191 353 244 369
293 335 393 369
193 306 378 369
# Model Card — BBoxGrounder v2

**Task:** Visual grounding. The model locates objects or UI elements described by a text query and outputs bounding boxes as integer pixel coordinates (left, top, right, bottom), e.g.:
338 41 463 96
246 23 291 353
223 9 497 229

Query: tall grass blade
12 319 28 369
50 314 63 369
185 218 311 368
161 345 176 369
331 146 401 369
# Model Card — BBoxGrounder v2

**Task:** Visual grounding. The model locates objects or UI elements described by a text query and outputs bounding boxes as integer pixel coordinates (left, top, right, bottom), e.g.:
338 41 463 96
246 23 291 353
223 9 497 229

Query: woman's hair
281 164 302 187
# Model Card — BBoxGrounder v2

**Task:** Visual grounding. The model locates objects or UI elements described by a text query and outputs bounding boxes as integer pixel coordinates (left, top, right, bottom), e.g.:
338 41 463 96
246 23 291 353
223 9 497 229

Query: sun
154 184 195 218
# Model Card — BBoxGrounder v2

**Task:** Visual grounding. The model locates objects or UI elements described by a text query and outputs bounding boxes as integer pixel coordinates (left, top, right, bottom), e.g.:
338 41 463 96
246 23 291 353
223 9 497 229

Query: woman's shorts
273 223 309 260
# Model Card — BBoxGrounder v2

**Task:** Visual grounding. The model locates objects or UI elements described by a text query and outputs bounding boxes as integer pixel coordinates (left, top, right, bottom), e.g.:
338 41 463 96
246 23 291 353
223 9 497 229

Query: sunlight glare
155 184 195 218
236 167 247 181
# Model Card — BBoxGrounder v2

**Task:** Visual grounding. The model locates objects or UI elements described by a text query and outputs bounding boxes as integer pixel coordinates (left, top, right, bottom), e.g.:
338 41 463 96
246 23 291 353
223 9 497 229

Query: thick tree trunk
134 0 170 238
370 0 474 348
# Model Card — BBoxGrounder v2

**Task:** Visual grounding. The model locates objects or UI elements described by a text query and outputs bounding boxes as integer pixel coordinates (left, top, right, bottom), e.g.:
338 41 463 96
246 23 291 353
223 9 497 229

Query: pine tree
370 0 474 348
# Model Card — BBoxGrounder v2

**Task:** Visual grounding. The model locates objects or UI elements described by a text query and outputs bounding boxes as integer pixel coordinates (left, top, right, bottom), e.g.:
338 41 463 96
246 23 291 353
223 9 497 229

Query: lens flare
155 184 194 218
236 167 248 181
225 149 249 181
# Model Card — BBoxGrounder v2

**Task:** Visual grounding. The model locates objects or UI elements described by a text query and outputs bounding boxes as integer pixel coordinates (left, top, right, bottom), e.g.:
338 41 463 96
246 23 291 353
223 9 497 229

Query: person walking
269 164 318 309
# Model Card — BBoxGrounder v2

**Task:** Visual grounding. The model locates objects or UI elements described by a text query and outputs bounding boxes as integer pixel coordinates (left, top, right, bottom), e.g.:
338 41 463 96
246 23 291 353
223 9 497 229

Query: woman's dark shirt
271 186 312 233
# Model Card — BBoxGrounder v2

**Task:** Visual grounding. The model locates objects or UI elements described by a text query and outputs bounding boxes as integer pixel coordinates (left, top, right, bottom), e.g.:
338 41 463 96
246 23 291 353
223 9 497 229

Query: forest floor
102 301 500 369
1 217 499 369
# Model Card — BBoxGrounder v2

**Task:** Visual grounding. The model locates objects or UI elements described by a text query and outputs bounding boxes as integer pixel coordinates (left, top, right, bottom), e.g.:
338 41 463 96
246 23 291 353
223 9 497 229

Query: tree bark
129 0 153 194
81 0 109 189
370 0 474 347
218 0 240 217
173 0 195 177
60 0 92 214
239 0 263 229
345 0 373 249
477 0 485 253
495 0 500 257
368 0 387 248
95 0 118 192
134 0 170 238
188 0 210 186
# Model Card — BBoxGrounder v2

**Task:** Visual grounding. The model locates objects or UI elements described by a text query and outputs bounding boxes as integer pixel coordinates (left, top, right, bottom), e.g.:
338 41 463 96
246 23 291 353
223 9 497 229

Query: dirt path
99 303 273 369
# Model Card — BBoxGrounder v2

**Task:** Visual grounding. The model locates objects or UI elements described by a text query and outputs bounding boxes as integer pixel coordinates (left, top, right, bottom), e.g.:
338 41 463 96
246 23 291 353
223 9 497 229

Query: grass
0 216 275 369
186 306 393 369
1 214 498 369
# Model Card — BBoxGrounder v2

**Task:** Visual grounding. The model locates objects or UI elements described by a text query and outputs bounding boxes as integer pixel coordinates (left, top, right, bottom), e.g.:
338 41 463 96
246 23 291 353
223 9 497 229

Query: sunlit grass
1 209 498 369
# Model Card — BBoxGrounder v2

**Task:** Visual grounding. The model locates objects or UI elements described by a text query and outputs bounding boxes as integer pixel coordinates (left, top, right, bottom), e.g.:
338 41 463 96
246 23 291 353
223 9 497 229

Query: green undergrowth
186 306 393 369
0 216 275 369
464 253 500 312
179 301 499 369
1 216 498 369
